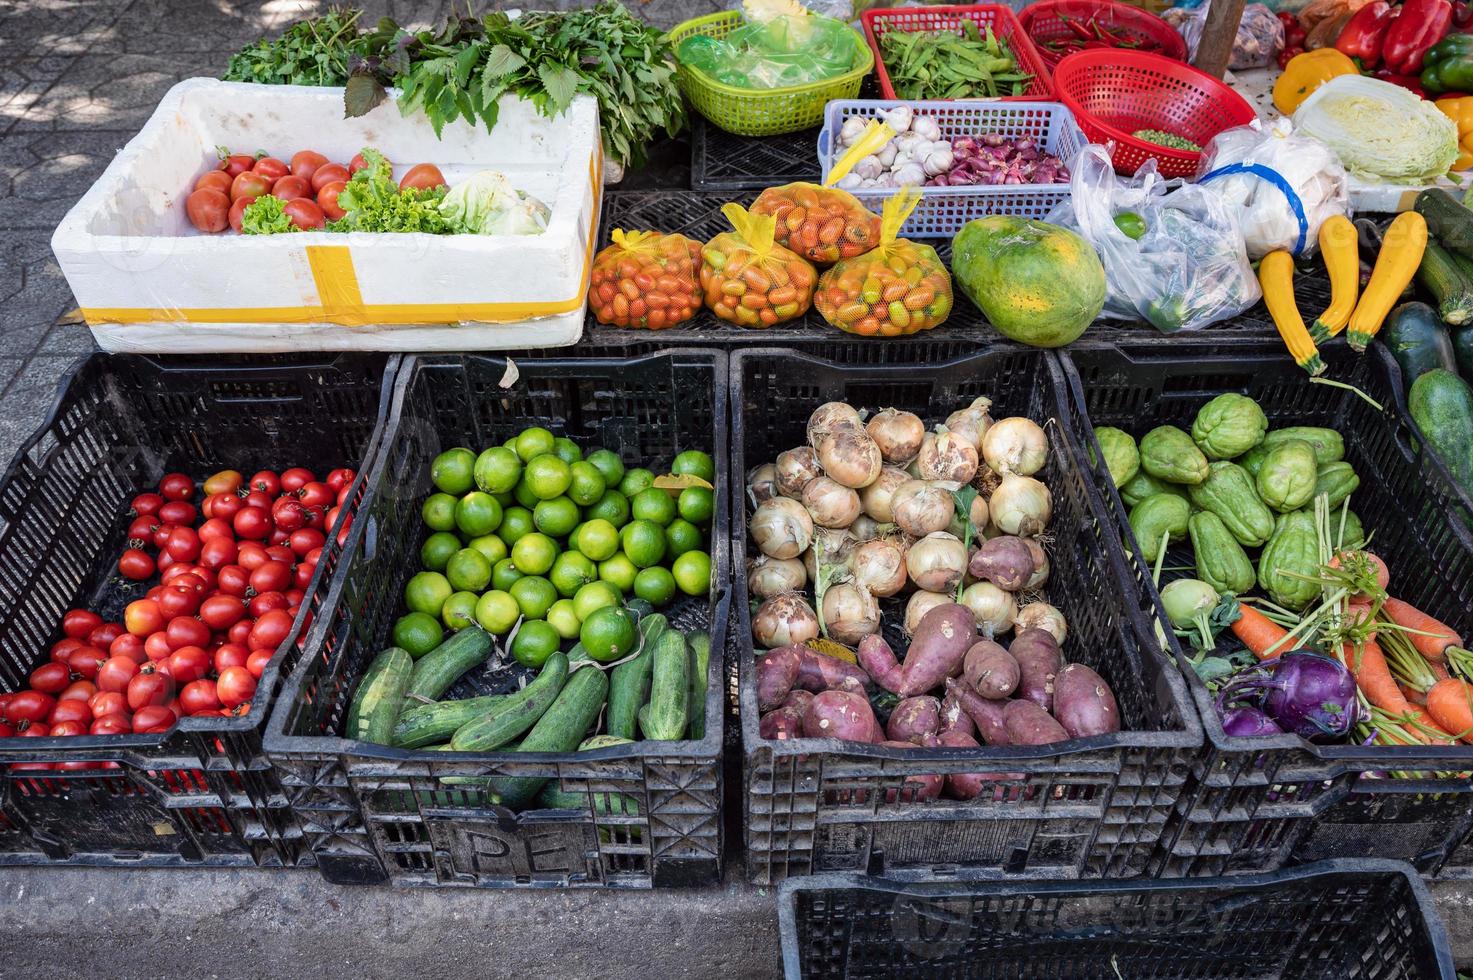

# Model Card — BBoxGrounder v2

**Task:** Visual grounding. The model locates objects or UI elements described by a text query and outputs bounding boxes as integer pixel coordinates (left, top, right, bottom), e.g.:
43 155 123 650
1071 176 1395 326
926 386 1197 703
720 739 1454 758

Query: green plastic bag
678 14 856 89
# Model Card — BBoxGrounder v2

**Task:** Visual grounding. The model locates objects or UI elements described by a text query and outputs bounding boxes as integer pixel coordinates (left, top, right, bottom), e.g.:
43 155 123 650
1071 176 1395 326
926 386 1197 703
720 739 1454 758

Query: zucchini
449 652 569 752
1415 241 1473 325
488 665 610 809
1415 188 1473 264
607 614 667 740
535 783 641 816
1382 302 1457 386
345 648 413 745
1409 368 1473 494
1452 323 1473 381
393 694 506 749
638 631 689 741
687 630 711 740
404 627 494 704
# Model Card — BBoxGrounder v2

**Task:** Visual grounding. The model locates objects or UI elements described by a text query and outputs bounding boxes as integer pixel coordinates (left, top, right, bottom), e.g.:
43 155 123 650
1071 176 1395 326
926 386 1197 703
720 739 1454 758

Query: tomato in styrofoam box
749 182 883 266
588 230 704 330
700 203 818 328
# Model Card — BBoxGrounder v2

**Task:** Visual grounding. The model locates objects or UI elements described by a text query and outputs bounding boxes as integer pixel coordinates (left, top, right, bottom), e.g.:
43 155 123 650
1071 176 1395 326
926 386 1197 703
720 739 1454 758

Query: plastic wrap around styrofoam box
817 99 1086 238
51 79 602 352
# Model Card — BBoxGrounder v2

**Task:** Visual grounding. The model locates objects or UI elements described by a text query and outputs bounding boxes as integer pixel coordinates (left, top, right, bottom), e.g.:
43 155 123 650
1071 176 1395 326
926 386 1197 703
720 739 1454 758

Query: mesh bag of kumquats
588 229 704 330
749 181 882 266
814 188 952 336
699 203 817 328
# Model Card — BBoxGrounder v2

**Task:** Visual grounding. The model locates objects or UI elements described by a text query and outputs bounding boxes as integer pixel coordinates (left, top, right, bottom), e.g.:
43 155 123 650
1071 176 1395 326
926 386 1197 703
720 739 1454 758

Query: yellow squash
1259 250 1325 376
1312 214 1359 342
1347 211 1428 352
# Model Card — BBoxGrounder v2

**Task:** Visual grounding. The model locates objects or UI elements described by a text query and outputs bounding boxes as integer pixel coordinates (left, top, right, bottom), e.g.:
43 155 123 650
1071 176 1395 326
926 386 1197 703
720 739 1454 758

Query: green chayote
1256 439 1320 513
1139 425 1210 486
1095 427 1140 488
1191 393 1268 460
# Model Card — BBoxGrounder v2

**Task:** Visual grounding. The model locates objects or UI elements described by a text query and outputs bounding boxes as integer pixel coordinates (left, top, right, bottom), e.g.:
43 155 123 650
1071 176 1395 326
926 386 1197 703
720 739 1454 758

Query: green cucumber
488 665 609 809
579 735 633 750
1382 302 1457 386
1415 242 1473 325
687 630 711 740
405 627 494 704
535 783 641 816
345 648 413 745
393 694 506 749
1409 368 1473 494
638 631 689 741
449 652 569 752
607 614 667 740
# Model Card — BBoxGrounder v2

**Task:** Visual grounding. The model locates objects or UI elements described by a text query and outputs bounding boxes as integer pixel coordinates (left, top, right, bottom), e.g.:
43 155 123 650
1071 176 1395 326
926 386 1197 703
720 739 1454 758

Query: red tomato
271 174 311 201
293 561 316 590
290 150 328 181
326 467 355 491
317 180 347 220
199 595 245 632
96 656 140 694
243 489 274 511
127 666 173 711
173 572 209 595
109 633 146 664
8 691 56 724
90 714 132 735
283 198 326 231
335 514 353 547
60 680 96 703
179 679 222 716
250 470 281 496
216 666 257 709
66 646 107 680
268 528 291 548
209 492 245 522
227 618 255 647
198 516 234 542
272 496 308 532
204 469 244 496
89 691 127 718
228 195 255 234
50 699 92 726
253 156 289 181
186 189 230 233
126 514 158 542
248 591 289 618
234 505 272 541
157 586 200 620
144 631 173 662
199 536 238 570
265 544 296 565
152 523 177 550
117 546 154 581
131 492 164 517
280 467 315 493
231 170 272 201
249 609 295 651
399 163 446 191
313 162 351 191
298 481 334 509
160 563 195 585
29 662 69 695
51 637 83 664
165 617 210 651
194 170 234 195
132 705 175 734
166 645 211 685
220 153 255 178
284 588 305 608
246 648 274 680
87 623 124 649
214 644 249 674
159 472 194 502
48 720 86 737
164 527 202 562
63 609 103 640
158 500 196 526
216 564 251 597
348 152 375 175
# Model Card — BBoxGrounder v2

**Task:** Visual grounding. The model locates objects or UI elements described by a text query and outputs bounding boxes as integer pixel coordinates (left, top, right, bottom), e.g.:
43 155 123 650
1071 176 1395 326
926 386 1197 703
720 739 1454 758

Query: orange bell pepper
1437 95 1473 170
1272 49 1360 115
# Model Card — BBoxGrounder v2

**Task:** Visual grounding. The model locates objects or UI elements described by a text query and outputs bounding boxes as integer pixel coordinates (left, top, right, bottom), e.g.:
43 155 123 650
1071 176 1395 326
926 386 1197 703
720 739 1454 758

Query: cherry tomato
250 470 281 496
313 162 351 190
204 469 244 496
249 609 295 651
132 492 164 517
158 472 194 502
290 150 329 181
325 468 356 493
127 665 173 711
164 527 202 563
179 679 222 716
283 198 326 231
200 595 246 632
231 170 272 201
317 180 347 220
96 655 140 694
8 691 56 724
29 662 69 695
87 623 124 649
195 170 234 195
165 617 210 651
157 586 200 620
60 680 96 703
166 645 211 685
348 152 375 175
298 481 334 509
248 591 289 618
63 609 103 639
234 506 271 541
66 646 106 680
91 714 132 735
144 631 173 662
214 644 249 674
271 175 311 201
49 699 92 726
246 648 274 680
253 156 289 181
199 536 238 570
272 496 308 532
109 633 146 664
89 691 127 718
186 189 230 233
132 705 175 734
216 666 257 709
226 618 255 647
228 195 256 233
220 153 255 178
399 163 446 191
216 564 251 597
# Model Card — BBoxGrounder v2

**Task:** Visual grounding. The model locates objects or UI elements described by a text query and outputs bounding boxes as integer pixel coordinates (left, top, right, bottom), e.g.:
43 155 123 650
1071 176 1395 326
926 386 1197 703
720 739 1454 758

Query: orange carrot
1231 603 1292 660
1398 681 1428 706
1409 705 1461 744
1340 639 1412 715
1382 597 1464 662
1426 678 1473 744
1431 660 1452 682
1346 600 1377 641
1329 550 1389 599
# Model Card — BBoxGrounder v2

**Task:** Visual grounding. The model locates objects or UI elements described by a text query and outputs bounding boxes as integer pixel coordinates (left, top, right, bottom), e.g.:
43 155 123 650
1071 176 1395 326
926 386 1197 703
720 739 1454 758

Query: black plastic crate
1059 341 1473 878
265 350 730 889
779 860 1455 979
0 352 394 868
690 117 820 192
731 348 1202 885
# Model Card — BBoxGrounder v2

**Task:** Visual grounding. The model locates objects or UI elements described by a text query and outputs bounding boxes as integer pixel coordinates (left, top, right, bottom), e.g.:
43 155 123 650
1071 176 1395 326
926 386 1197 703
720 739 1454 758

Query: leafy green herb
878 23 1032 100
951 485 980 601
329 149 451 233
222 8 379 87
240 196 294 235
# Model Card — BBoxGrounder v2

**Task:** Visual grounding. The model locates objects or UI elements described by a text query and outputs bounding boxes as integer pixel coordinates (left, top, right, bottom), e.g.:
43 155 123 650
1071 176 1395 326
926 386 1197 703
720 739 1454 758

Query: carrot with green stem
1339 639 1413 715
1380 596 1473 669
1232 603 1295 661
1425 678 1473 743
1379 627 1441 697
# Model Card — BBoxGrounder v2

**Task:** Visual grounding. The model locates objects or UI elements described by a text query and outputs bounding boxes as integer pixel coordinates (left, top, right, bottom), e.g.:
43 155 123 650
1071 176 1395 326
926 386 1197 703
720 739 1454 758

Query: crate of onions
732 347 1202 885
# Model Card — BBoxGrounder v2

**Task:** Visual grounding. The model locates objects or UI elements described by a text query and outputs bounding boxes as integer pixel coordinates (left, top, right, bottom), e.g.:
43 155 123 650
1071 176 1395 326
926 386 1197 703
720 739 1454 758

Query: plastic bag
814 188 953 336
677 14 857 89
1046 145 1259 332
589 230 703 330
750 182 882 265
1196 117 1349 258
1163 2 1283 68
700 203 818 328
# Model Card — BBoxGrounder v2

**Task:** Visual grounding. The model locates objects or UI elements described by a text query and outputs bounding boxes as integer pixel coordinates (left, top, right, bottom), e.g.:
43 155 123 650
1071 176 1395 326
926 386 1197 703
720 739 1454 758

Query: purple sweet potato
793 648 872 693
936 730 986 800
857 634 904 694
1002 698 1068 745
859 603 977 698
879 739 943 802
1052 664 1121 738
945 677 1010 746
962 640 1020 700
940 688 975 737
756 646 802 711
759 705 805 740
781 689 815 714
1010 628 1062 713
802 690 881 742
967 535 1036 591
886 696 942 743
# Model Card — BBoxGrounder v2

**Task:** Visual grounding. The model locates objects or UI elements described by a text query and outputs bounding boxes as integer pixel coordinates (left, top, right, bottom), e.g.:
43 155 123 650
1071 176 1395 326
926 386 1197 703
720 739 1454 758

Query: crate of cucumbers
265 351 729 889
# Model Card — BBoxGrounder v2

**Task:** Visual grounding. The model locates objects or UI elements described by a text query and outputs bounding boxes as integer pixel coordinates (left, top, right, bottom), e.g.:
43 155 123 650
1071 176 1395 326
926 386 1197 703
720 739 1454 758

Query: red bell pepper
1374 66 1430 97
1382 0 1453 75
1334 1 1396 68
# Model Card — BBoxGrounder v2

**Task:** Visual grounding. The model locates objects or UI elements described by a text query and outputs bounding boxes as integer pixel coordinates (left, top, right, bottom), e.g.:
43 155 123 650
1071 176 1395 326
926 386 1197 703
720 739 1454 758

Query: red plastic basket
861 5 1054 101
1019 0 1187 69
1051 49 1257 178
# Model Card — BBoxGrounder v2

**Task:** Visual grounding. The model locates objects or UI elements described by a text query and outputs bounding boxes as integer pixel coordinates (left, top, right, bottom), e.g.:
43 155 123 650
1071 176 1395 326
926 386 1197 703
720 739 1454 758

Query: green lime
492 490 515 508
514 426 556 463
621 519 667 569
664 519 703 558
524 454 572 500
498 506 535 545
586 449 626 489
534 496 581 538
405 571 453 617
421 493 458 532
455 491 502 537
442 591 479 630
567 461 607 507
580 606 638 663
393 612 443 658
474 446 522 494
598 554 638 593
510 619 561 667
431 447 476 495
511 532 558 576
492 558 525 592
574 518 620 562
678 486 715 526
673 550 712 596
550 551 598 597
503 435 521 453
573 580 623 621
466 534 508 566
671 450 716 484
619 467 655 498
510 575 558 620
546 599 582 640
552 436 583 464
633 566 677 607
513 477 541 510
585 489 630 528
631 486 677 526
420 531 462 571
475 590 520 634
446 548 493 592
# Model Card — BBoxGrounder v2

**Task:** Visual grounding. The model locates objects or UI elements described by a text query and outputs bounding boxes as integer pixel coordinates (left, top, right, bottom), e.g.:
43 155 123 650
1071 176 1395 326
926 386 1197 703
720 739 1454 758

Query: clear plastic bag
677 14 858 89
1047 145 1260 333
700 203 818 328
750 182 882 265
589 230 703 330
1163 2 1283 68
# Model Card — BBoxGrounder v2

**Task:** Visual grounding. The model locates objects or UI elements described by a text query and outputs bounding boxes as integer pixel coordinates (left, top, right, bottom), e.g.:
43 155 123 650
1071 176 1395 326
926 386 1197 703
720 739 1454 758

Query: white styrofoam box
51 79 602 352
816 99 1086 238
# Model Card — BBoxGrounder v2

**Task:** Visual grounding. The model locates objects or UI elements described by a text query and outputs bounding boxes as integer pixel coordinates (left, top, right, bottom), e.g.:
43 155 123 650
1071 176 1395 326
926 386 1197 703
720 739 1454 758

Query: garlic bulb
882 104 914 134
982 417 1048 477
751 497 814 560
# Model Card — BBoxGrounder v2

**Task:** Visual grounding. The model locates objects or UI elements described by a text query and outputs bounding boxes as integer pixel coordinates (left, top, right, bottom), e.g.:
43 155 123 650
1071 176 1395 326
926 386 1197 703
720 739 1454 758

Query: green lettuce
330 148 452 234
240 195 294 235
1292 75 1458 184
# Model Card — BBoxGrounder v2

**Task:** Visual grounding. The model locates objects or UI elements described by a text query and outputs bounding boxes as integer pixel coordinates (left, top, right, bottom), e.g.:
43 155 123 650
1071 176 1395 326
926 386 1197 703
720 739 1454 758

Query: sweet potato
793 648 872 693
759 705 805 740
1010 628 1062 713
756 646 802 711
1053 664 1120 738
859 604 976 698
936 730 986 800
945 677 1010 746
940 688 975 737
1002 699 1068 745
802 690 881 742
967 535 1035 591
781 689 815 714
879 739 943 802
886 696 942 743
962 640 1019 699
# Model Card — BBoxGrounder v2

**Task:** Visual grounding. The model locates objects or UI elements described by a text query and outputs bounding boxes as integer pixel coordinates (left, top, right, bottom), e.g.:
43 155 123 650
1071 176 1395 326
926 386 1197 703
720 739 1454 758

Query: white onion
974 463 1002 499
753 592 819 648
807 401 862 447
916 431 979 483
891 480 954 537
866 408 926 464
849 514 879 542
1016 601 1067 644
959 581 1017 637
905 531 968 594
817 429 883 489
748 555 806 599
807 528 856 582
860 467 911 524
989 475 1052 537
747 463 779 504
904 590 953 635
945 399 994 451
1022 538 1049 590
751 497 814 559
982 417 1048 477
801 476 862 529
850 538 908 597
821 583 881 645
775 447 824 499
970 494 989 532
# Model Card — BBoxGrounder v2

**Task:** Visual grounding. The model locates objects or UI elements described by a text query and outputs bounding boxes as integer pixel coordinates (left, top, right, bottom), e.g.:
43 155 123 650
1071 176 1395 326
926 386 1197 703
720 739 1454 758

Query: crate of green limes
265 350 730 890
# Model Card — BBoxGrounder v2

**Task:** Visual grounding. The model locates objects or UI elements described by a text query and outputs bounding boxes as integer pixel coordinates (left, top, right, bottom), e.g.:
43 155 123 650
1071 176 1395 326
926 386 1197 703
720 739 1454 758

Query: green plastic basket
669 11 874 137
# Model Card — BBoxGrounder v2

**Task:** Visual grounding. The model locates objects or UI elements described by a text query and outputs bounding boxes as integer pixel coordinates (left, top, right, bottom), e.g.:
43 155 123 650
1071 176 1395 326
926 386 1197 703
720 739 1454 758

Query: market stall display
1020 0 1188 67
861 5 1055 101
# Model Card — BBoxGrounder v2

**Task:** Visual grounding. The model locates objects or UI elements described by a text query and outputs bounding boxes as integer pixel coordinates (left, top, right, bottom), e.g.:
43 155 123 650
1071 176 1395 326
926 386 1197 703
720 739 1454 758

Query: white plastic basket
817 99 1086 238
51 79 602 353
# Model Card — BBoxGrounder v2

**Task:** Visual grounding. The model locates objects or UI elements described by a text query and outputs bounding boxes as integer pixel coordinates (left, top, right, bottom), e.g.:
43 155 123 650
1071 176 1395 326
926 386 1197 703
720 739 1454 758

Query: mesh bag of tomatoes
749 182 882 266
699 204 818 329
814 189 953 337
588 230 703 330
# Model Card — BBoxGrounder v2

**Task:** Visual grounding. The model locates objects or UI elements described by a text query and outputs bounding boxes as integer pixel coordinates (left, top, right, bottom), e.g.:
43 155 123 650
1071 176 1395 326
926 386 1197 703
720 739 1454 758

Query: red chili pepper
1335 1 1397 68
1382 0 1453 74
1373 66 1430 97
